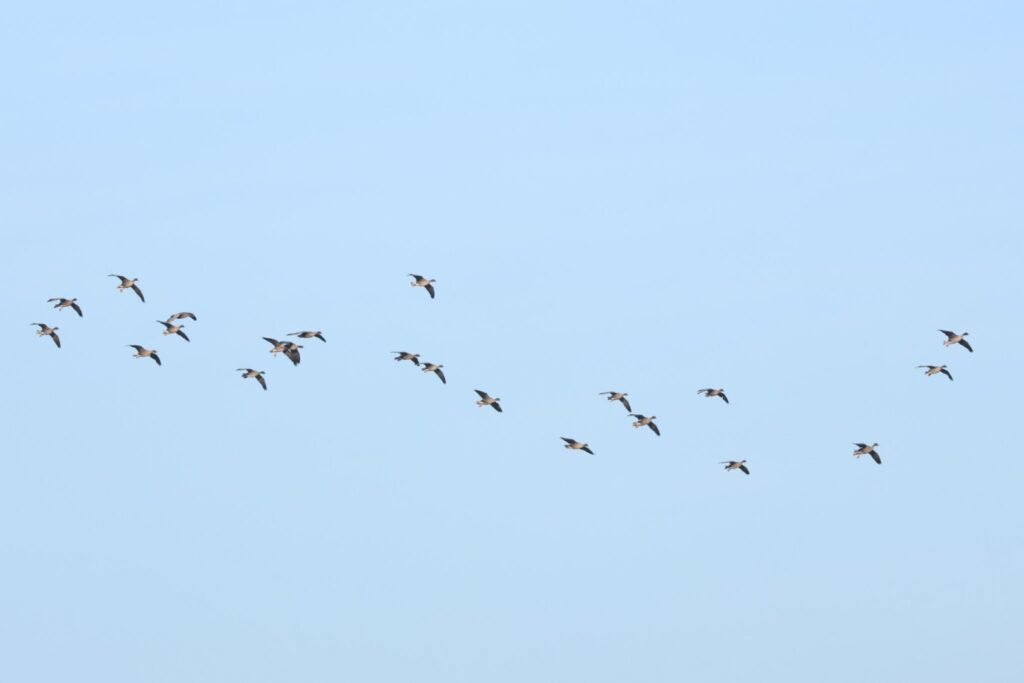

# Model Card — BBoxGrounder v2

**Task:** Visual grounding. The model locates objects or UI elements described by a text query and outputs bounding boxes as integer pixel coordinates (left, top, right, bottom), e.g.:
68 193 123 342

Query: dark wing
263 337 280 346
959 339 973 352
620 397 632 412
582 446 594 455
109 274 127 283
720 393 729 404
649 422 661 436
854 443 868 449
151 353 161 366
256 374 267 390
315 333 326 342
131 284 145 302
939 329 955 338
409 273 423 279
628 413 643 419
157 320 172 329
425 283 435 299
941 368 953 381
71 302 83 317
474 389 489 399
491 402 502 412
740 464 750 474
48 298 60 304
561 437 576 445
434 368 446 384
52 333 61 348
182 312 197 320
285 348 301 366
129 345 143 351
870 451 881 465
176 330 190 342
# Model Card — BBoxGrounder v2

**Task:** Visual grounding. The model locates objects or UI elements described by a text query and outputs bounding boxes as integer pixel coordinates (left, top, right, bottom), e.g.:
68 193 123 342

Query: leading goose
156 320 190 341
629 414 661 436
127 345 161 365
939 330 973 352
237 368 267 390
288 331 326 343
32 323 60 348
47 298 82 317
408 274 436 299
698 388 729 404
474 390 502 412
917 364 953 381
109 274 145 302
421 362 446 384
599 391 631 412
561 437 594 455
852 443 881 465
721 460 749 474
392 351 420 366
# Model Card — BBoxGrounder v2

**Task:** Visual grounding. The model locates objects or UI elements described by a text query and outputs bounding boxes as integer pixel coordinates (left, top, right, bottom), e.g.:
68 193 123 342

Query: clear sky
3 2 1023 681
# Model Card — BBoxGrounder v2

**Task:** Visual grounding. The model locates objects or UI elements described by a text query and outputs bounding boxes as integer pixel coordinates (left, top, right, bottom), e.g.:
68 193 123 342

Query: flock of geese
31 273 975 474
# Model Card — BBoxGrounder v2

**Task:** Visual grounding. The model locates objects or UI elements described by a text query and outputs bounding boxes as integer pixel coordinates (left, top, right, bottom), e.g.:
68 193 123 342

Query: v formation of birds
32 272 975 472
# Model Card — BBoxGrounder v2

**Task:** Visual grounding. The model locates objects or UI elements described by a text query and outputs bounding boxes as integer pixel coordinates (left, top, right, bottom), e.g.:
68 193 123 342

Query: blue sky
3 2 1022 681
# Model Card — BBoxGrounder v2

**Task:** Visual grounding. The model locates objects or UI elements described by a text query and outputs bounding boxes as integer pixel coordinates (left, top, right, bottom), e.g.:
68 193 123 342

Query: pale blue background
3 2 1022 681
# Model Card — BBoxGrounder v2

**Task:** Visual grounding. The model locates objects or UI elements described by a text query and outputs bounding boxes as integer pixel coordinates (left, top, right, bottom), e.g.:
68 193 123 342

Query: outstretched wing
315 333 326 342
151 353 162 366
131 284 145 302
256 375 267 390
425 283 435 299
582 446 594 455
177 330 190 342
434 368 446 384
959 339 973 353
649 422 661 436
720 393 729 404
940 368 953 381
870 451 881 465
51 333 61 348
474 389 489 399
939 329 955 338
71 302 83 317
620 397 632 412
740 464 750 475
263 337 280 346
561 437 576 445
491 402 502 412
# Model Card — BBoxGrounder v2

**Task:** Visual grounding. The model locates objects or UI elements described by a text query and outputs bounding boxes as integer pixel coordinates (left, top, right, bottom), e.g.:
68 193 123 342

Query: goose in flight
109 274 145 302
47 298 83 317
127 345 161 365
237 368 267 390
392 351 420 366
263 337 302 365
561 437 594 455
629 414 661 436
599 391 631 412
698 388 729 404
422 362 446 384
721 460 749 475
156 320 190 342
166 312 197 322
409 274 436 299
917 364 953 381
474 390 502 412
939 330 973 352
289 331 326 343
852 443 881 465
32 323 60 348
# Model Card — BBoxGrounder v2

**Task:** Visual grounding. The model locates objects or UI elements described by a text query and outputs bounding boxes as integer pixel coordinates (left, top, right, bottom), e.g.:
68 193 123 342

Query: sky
2 1 1023 681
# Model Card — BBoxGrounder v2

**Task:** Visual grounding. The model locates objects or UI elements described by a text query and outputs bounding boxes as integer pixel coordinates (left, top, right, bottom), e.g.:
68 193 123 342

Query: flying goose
166 312 197 322
156 320 190 341
474 390 502 412
47 298 83 317
422 362 446 384
698 388 729 404
917 364 953 381
32 323 60 348
852 443 881 465
263 338 302 365
721 460 749 474
127 345 161 365
288 331 326 343
599 391 631 412
108 274 145 302
939 330 973 352
237 368 267 390
561 437 594 455
408 274 436 299
392 351 421 366
629 413 661 436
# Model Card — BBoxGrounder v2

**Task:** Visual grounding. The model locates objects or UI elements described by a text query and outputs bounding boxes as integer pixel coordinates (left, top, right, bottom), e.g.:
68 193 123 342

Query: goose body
157 320 190 341
853 442 881 465
561 437 594 455
421 362 446 384
32 323 60 348
698 388 729 404
408 274 436 299
167 312 197 322
237 368 267 390
917 364 953 381
109 274 145 302
939 330 973 352
127 345 161 365
289 331 326 343
599 391 631 412
628 413 661 436
474 390 502 412
48 298 82 317
721 460 749 474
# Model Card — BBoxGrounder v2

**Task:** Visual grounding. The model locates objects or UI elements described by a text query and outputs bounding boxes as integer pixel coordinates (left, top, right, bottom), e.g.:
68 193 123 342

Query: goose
628 413 661 436
599 391 631 412
32 323 60 348
127 345 161 365
721 460 749 475
561 437 594 455
263 337 289 354
421 362 446 384
166 312 197 322
47 298 83 317
408 273 436 299
156 320 190 341
939 330 972 352
698 388 729 404
917 364 953 381
108 274 145 302
852 443 881 465
288 330 326 343
283 343 302 366
392 351 421 366
474 390 502 412
237 368 267 390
